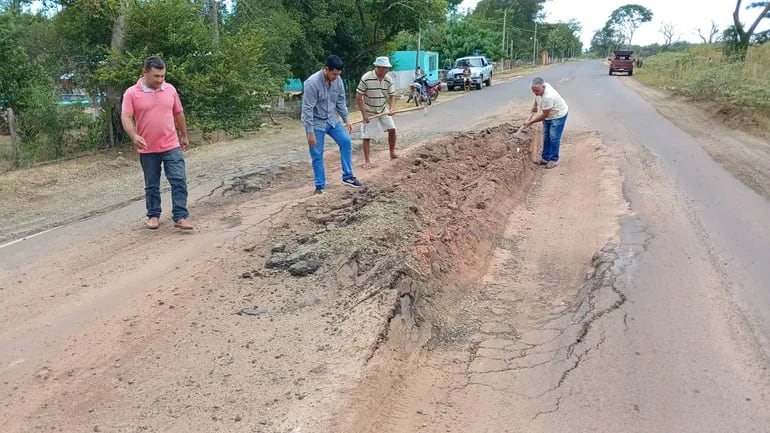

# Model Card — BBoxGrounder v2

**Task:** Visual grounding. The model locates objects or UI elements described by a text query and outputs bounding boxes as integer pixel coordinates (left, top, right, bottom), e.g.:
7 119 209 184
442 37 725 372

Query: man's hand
345 121 353 133
362 112 370 124
133 135 148 150
180 135 190 151
387 107 396 116
307 131 317 147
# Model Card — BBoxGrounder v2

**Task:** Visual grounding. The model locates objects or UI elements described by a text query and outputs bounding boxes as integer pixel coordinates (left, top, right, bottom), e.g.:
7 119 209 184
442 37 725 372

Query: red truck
609 50 634 76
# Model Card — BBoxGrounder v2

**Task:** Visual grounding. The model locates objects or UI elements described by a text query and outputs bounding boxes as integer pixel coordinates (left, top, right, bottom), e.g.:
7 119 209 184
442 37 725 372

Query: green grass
635 44 770 135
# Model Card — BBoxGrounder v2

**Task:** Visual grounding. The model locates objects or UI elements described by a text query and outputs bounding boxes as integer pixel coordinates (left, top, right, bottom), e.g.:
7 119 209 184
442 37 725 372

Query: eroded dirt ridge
330 131 636 433
256 124 539 363
2 123 546 433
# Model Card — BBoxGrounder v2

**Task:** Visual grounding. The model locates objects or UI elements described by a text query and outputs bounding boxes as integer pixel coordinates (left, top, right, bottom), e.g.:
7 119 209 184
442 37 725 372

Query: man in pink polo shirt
121 56 193 230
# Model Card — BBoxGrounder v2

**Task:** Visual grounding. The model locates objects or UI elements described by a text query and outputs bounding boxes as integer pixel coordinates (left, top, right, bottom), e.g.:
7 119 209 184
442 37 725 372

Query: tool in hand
514 112 536 138
352 105 426 126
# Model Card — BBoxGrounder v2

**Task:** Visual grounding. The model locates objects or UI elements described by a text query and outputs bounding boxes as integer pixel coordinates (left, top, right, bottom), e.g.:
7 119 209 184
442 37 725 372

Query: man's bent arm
356 92 368 121
173 111 188 137
174 111 190 150
121 113 138 140
301 81 318 132
335 83 350 123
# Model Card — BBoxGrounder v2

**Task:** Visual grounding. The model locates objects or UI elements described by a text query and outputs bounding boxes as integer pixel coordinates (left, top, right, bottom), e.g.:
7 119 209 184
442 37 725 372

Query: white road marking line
0 226 62 250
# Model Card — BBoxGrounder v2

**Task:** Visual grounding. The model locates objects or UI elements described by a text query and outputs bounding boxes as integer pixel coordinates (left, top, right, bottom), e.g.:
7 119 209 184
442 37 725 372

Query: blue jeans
542 113 568 162
308 122 354 188
139 147 189 221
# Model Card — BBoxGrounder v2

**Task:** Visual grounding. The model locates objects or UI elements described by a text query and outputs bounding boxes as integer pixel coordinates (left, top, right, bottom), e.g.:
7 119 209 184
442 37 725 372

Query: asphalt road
1 60 768 432
523 60 770 431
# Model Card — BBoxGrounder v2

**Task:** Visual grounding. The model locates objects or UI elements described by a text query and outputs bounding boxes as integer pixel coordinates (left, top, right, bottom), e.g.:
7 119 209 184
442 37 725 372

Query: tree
694 20 720 44
207 0 219 47
542 21 582 59
729 0 770 55
469 0 546 60
606 4 653 46
0 12 41 110
228 0 301 80
441 16 503 63
660 22 677 49
590 24 623 57
281 0 449 81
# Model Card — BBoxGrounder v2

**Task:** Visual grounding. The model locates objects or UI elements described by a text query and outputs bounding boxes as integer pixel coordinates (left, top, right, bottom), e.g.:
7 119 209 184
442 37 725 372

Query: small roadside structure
390 51 440 90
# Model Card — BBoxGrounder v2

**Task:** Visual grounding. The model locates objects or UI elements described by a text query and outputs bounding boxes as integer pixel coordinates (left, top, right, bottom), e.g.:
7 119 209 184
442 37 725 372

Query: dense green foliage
1 0 581 165
636 44 770 133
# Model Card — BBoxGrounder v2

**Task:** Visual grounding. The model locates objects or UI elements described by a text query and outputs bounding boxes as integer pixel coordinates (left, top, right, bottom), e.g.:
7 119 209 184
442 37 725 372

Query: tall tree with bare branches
731 0 770 54
660 22 677 49
694 20 720 44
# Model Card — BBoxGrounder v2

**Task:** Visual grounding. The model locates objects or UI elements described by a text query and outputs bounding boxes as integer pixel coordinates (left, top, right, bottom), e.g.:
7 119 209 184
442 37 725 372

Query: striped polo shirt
356 70 396 115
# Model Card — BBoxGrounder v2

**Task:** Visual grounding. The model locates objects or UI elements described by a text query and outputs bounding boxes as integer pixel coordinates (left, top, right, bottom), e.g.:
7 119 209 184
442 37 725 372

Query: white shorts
360 114 396 139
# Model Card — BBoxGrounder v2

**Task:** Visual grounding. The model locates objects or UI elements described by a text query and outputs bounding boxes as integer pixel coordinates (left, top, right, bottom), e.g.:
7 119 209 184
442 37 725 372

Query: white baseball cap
373 56 392 68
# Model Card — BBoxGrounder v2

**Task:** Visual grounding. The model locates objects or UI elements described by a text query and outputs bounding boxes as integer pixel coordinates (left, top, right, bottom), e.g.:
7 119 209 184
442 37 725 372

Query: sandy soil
0 116 540 432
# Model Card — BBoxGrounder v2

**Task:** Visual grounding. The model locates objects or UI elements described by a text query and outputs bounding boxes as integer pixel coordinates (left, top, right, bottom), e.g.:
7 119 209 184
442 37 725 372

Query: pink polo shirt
121 78 184 154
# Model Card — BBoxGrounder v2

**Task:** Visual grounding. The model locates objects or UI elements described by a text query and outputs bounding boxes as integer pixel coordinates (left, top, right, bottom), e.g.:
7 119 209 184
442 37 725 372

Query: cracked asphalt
2 60 768 432
336 60 770 433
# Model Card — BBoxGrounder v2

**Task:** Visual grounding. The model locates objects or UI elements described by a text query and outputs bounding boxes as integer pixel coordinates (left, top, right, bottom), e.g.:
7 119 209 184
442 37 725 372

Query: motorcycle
408 74 441 106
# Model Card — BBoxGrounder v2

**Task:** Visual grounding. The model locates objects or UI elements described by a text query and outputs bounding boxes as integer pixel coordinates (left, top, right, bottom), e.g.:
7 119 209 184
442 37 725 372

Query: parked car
445 56 493 91
609 50 634 76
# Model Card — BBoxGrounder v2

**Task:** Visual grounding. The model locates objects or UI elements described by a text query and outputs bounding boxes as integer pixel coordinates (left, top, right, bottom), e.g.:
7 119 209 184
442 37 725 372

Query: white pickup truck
445 56 493 91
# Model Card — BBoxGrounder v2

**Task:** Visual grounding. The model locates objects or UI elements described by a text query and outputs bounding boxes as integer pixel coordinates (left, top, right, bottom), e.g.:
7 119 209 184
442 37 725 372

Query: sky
458 0 767 48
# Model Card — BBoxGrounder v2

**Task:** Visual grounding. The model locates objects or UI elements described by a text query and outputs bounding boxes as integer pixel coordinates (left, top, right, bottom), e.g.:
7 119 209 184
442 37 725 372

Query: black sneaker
341 177 363 188
314 186 324 195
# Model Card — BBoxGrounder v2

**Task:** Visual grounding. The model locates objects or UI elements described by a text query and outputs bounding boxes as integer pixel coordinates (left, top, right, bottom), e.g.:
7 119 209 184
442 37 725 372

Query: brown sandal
146 217 159 229
174 218 194 230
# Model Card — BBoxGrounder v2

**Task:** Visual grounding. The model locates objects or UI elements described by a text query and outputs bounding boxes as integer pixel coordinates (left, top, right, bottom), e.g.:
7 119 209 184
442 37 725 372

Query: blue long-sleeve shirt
301 69 350 132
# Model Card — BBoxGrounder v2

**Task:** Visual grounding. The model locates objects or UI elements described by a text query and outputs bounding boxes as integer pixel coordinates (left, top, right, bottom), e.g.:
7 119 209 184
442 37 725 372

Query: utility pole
532 22 538 65
415 23 421 73
502 9 507 53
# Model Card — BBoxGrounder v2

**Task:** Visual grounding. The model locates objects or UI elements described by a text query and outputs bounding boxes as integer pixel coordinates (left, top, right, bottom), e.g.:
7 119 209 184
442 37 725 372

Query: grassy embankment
635 44 770 136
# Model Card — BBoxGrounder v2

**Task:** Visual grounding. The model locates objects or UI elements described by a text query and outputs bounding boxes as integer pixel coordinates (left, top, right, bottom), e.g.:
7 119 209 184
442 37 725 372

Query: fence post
7 108 20 167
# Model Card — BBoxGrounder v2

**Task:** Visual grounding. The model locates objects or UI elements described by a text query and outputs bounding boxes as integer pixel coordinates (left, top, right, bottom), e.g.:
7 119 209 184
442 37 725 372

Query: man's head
373 56 392 78
323 55 344 81
530 77 546 96
143 56 166 90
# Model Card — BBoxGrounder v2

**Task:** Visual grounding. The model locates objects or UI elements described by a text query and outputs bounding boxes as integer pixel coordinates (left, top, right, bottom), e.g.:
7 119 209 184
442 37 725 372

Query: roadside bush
16 82 65 161
177 29 279 136
637 44 770 127
745 43 770 83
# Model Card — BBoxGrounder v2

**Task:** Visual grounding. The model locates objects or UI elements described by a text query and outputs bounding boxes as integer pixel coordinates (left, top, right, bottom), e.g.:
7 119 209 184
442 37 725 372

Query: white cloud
458 0 769 48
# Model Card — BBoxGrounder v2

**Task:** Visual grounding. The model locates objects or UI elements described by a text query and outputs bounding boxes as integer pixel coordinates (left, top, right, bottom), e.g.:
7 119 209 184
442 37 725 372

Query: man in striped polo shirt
356 56 397 169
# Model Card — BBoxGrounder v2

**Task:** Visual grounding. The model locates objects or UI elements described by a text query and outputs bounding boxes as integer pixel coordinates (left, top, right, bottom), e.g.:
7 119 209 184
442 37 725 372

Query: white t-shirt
535 83 568 120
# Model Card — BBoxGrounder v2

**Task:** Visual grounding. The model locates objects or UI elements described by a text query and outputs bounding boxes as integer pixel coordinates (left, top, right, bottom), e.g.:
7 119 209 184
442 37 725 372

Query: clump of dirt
254 123 538 359
0 123 539 433
710 103 765 135
385 125 538 347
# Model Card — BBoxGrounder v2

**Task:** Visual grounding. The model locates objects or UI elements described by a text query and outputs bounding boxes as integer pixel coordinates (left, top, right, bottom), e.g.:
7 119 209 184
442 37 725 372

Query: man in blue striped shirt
301 55 363 195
